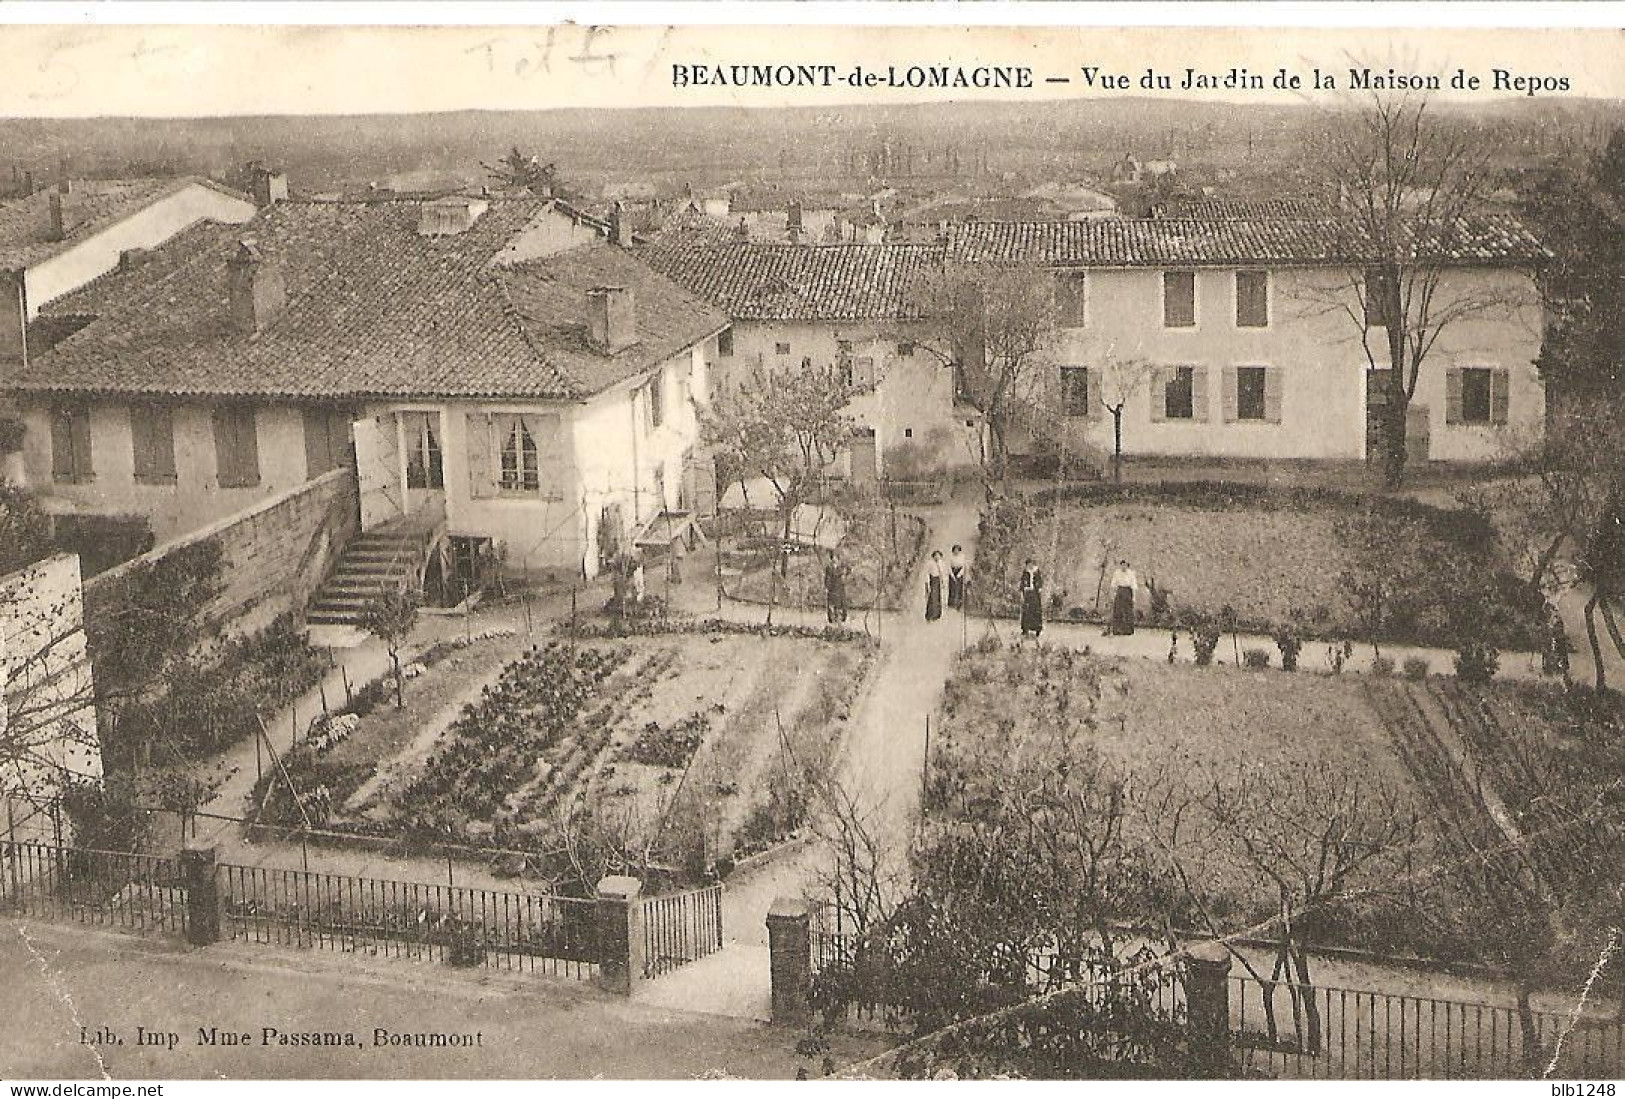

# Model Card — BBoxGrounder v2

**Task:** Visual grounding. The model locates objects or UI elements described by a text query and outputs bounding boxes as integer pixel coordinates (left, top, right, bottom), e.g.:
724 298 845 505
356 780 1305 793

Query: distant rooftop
0 177 249 271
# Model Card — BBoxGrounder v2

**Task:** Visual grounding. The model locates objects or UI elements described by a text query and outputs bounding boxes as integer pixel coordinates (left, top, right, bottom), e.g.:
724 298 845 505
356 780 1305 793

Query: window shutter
1264 367 1283 424
1490 369 1510 425
71 410 93 482
303 408 333 478
1191 367 1209 422
51 409 76 482
1150 368 1167 422
1444 369 1463 426
529 412 565 500
1083 368 1098 420
1221 366 1239 423
133 405 175 483
466 412 494 498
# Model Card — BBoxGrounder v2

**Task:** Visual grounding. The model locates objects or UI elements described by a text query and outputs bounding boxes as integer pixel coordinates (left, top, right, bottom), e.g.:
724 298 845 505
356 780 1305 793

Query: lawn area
722 496 927 612
255 625 875 889
973 482 1543 649
931 643 1448 957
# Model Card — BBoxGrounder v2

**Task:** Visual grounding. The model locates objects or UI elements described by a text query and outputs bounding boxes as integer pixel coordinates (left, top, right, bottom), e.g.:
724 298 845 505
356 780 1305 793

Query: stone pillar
595 875 645 997
766 896 813 1027
180 844 223 946
1185 940 1233 1074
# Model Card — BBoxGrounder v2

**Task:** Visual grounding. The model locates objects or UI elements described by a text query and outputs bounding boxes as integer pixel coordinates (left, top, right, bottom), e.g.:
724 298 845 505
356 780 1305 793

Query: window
1060 367 1091 417
1365 267 1396 329
1055 273 1088 327
774 341 791 356
403 411 444 490
1448 367 1508 426
302 409 349 479
130 404 176 484
1236 366 1267 421
801 356 813 370
643 370 665 431
854 357 875 387
1163 271 1196 328
1235 270 1269 328
1163 366 1195 420
212 407 260 488
898 341 916 357
836 339 853 355
498 415 540 493
717 329 734 357
903 428 913 438
50 406 93 484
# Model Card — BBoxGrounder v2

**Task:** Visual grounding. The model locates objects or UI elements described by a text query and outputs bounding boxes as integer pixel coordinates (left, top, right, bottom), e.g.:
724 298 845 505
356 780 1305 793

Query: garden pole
921 714 931 812
319 682 328 715
291 704 298 751
340 664 353 706
570 586 578 649
301 832 309 872
255 731 262 787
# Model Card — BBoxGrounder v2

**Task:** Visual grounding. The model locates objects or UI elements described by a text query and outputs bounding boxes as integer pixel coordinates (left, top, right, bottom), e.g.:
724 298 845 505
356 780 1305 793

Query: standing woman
1108 558 1139 636
947 545 968 611
824 551 849 625
924 550 946 621
1018 557 1044 640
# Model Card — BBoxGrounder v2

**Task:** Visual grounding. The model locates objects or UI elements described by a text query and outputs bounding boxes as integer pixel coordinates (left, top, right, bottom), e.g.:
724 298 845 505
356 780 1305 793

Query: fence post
1185 940 1232 1074
180 844 223 946
766 896 814 1027
594 875 645 997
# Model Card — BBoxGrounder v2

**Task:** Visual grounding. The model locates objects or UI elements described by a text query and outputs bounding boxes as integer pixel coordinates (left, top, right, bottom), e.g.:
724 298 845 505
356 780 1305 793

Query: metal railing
642 883 723 979
1230 974 1625 1080
220 862 598 980
0 840 188 936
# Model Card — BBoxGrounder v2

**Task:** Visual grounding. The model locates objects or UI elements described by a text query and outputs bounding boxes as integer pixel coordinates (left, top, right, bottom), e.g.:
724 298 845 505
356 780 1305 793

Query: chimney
734 217 750 241
610 201 632 247
787 200 803 231
417 197 488 236
48 190 87 241
226 239 286 335
248 163 289 208
119 248 152 272
586 286 637 356
22 170 34 196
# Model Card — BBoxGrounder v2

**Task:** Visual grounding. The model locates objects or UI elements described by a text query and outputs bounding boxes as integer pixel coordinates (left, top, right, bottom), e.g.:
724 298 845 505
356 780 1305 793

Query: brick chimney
734 217 750 241
48 190 87 242
226 240 286 335
417 197 488 236
586 286 637 356
0 270 27 367
248 163 289 208
610 201 632 247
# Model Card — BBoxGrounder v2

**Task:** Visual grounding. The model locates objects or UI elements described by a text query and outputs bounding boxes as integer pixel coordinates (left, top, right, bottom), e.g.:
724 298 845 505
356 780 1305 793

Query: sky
0 8 1623 118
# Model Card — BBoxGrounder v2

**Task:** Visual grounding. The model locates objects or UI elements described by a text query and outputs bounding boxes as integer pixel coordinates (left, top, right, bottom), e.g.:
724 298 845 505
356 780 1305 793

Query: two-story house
5 196 727 598
948 214 1547 465
639 241 978 480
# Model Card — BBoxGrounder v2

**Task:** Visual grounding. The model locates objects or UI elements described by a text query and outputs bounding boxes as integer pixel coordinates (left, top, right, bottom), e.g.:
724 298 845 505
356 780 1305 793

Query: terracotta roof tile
12 199 726 402
0 177 250 270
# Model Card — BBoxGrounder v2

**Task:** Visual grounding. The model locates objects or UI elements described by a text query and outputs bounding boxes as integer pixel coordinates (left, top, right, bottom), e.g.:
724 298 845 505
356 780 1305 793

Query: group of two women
922 545 969 621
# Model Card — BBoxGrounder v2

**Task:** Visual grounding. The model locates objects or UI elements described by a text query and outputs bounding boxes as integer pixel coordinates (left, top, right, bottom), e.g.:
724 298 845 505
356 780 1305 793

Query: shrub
1147 579 1172 625
1370 655 1396 677
1453 643 1500 685
1325 640 1353 674
1242 647 1271 669
1402 656 1431 681
1273 626 1304 672
1187 613 1222 667
53 513 155 577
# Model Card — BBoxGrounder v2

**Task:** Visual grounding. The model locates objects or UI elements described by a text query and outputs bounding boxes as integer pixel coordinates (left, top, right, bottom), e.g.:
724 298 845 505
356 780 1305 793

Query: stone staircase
306 529 428 626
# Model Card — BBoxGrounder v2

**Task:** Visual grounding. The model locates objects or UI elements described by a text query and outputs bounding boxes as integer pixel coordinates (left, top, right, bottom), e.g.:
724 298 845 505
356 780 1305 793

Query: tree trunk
1289 943 1323 1055
1111 407 1124 483
1586 591 1607 693
1516 979 1544 1078
391 650 404 709
778 505 794 578
1383 364 1409 489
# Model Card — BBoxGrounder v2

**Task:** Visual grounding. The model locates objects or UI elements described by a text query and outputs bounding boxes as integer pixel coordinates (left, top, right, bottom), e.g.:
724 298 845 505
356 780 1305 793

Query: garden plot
258 629 873 883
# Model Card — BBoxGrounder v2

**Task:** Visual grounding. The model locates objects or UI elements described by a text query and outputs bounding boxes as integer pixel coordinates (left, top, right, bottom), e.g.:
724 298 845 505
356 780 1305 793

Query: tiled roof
1151 198 1330 220
0 177 250 270
948 214 1548 268
638 243 948 321
647 207 741 247
13 199 726 401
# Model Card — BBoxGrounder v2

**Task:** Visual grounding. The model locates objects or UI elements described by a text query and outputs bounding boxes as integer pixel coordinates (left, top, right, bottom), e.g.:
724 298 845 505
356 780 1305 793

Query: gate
642 883 723 979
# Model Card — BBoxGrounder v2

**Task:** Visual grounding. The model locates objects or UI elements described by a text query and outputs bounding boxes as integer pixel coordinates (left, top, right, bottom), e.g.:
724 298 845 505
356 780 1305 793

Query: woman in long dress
824 551 849 624
1108 558 1139 636
1018 558 1044 639
924 550 946 621
947 545 968 610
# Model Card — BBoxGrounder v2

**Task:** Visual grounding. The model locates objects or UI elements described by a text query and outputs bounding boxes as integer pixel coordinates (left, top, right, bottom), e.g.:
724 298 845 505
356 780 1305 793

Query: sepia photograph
1 4 1624 1086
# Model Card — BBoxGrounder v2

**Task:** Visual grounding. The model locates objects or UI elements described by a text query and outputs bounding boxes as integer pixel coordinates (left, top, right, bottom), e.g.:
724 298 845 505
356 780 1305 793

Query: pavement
0 920 890 1080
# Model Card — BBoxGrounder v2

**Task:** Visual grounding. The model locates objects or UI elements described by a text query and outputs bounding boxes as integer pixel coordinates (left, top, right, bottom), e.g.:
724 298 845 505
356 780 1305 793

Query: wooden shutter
132 405 175 483
1444 369 1463 425
1150 368 1168 422
1490 369 1510 425
1191 367 1209 422
1236 271 1268 327
1264 367 1283 424
528 412 565 500
303 408 335 478
1082 367 1097 420
214 407 259 488
466 411 494 498
1221 366 1239 423
51 407 84 483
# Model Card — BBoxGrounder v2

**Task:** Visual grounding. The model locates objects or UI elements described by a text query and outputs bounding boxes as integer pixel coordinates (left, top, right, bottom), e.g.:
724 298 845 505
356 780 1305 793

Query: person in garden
1019 557 1044 640
947 544 968 610
925 550 946 621
824 550 849 624
1108 558 1139 636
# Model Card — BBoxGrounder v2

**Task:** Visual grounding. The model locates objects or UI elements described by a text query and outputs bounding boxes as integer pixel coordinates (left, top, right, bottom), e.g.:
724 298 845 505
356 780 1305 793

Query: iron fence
1229 974 1625 1080
0 839 187 936
220 862 599 980
642 883 723 979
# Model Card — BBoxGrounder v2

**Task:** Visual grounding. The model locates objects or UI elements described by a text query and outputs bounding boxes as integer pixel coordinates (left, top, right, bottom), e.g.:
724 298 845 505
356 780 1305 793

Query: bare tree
360 586 419 709
1309 81 1527 486
910 263 1058 499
